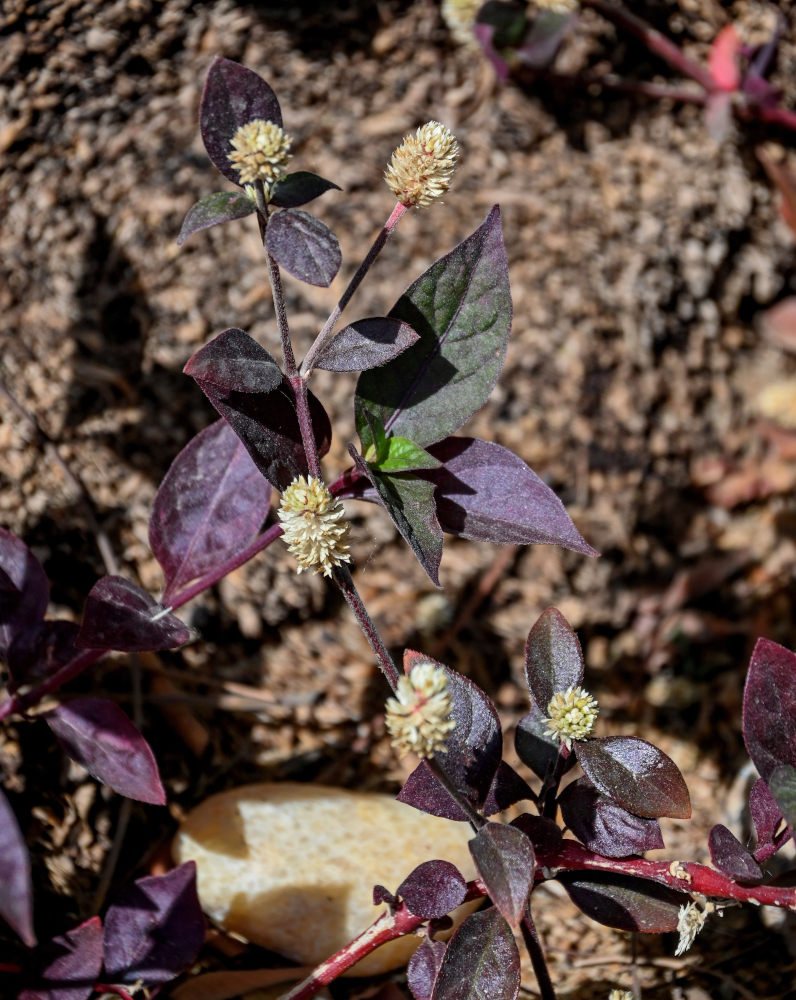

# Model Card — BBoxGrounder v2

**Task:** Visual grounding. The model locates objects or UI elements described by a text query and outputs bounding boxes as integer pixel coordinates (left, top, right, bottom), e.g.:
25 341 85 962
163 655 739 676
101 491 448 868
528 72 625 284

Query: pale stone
174 782 478 976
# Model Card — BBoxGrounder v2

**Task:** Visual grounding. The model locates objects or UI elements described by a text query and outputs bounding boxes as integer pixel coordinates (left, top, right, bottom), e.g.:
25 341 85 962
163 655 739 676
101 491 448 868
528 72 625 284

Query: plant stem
332 565 399 690
300 202 408 377
521 909 558 1000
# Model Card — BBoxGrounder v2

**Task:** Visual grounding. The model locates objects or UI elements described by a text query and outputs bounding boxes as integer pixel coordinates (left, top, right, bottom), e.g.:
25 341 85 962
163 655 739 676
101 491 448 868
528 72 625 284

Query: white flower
675 896 714 956
543 685 598 749
385 661 456 758
228 119 292 191
384 122 459 208
278 476 350 577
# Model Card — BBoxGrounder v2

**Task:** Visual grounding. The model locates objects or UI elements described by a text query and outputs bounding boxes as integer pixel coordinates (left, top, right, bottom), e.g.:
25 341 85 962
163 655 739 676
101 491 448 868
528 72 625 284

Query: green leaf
373 437 441 473
355 206 511 451
769 765 796 833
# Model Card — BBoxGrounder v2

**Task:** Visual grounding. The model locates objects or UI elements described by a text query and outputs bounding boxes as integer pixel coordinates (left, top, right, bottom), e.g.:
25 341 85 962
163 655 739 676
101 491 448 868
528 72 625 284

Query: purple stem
333 565 399 691
521 910 557 1000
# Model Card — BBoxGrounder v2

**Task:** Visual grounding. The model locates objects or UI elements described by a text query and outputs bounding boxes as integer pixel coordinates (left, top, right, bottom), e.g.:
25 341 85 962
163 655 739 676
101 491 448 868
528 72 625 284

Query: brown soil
2 1 796 997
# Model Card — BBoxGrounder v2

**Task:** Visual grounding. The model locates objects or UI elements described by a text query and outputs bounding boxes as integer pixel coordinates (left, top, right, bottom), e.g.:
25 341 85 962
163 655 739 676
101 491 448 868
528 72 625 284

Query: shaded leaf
509 814 563 854
0 786 35 946
356 206 511 451
769 765 796 833
559 872 685 933
516 9 575 69
524 606 585 712
577 737 691 820
270 171 340 209
708 824 762 882
514 707 571 783
8 620 80 691
200 58 282 185
177 192 255 246
469 823 534 926
743 637 796 782
183 327 282 394
46 697 166 805
149 420 272 602
397 760 472 822
424 438 596 555
0 527 49 661
431 908 520 1000
750 777 784 852
312 318 419 373
559 776 664 858
186 330 331 492
350 450 443 585
265 209 341 287
76 576 191 652
397 860 467 919
407 937 447 1000
482 761 535 816
19 917 103 1000
104 862 204 985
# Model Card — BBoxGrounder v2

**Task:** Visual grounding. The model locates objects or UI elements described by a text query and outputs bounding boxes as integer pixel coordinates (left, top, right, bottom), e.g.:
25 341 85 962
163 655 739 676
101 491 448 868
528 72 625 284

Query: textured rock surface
174 782 478 976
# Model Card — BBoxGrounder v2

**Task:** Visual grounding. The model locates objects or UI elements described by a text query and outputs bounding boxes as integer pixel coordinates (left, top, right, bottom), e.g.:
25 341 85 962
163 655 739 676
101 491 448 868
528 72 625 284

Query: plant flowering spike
103 862 205 986
524 606 586 712
45 697 166 805
265 208 342 287
200 58 282 185
149 420 272 603
559 872 686 934
558 776 664 858
707 824 763 883
76 576 192 652
0 527 49 661
577 736 691 820
468 822 534 927
19 916 103 1000
397 860 467 920
407 936 447 1000
742 637 796 782
0 786 35 947
430 907 520 1000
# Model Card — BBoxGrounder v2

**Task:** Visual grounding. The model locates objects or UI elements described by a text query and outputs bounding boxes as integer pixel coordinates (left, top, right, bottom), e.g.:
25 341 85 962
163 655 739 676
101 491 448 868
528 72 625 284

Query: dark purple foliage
103 862 204 986
769 765 796 833
19 917 103 1000
408 936 447 1000
0 786 35 946
559 776 664 858
350 450 443 586
0 528 49 661
356 207 511 452
7 620 79 691
481 761 535 816
397 761 472 822
270 171 341 208
750 777 784 855
76 576 191 652
200 58 282 185
559 872 686 933
397 860 467 920
372 884 396 906
183 327 282 394
743 637 796 782
424 438 596 556
313 318 419 373
514 707 573 782
177 191 255 245
468 823 534 927
431 908 520 1000
708 824 762 883
265 209 341 287
509 814 563 854
524 606 585 712
577 736 691 820
149 420 272 603
185 329 331 492
45 697 166 805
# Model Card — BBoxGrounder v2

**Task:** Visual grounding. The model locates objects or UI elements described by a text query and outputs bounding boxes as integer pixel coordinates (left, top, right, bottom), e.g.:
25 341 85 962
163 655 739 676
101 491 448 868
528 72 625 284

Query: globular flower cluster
384 122 459 209
228 119 292 191
441 0 482 49
675 896 714 956
385 661 456 759
544 685 598 749
278 476 350 578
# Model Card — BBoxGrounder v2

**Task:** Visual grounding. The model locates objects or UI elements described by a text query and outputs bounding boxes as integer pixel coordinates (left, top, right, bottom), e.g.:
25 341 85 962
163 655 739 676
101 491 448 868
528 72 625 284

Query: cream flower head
385 660 456 759
278 475 350 577
543 685 598 750
384 121 459 208
228 119 292 191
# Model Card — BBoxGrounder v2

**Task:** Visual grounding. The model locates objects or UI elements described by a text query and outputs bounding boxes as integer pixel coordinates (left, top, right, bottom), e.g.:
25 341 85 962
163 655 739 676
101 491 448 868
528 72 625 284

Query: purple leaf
313 318 419 373
769 765 796 834
200 58 282 186
514 707 574 783
356 206 511 451
185 329 331 492
183 327 282 394
270 171 341 209
397 860 467 920
577 737 691 820
407 936 447 1000
177 192 255 246
350 450 443 586
103 862 204 986
743 637 796 782
19 917 103 1000
423 438 596 556
524 606 585 712
45 697 166 805
509 814 563 854
708 824 762 883
559 872 685 933
559 777 664 858
468 823 534 927
8 620 80 691
482 761 535 816
397 760 472 822
373 884 396 906
149 420 272 603
0 527 49 661
76 576 191 652
750 777 784 854
431 908 520 1000
0 786 35 946
516 9 576 69
265 209 341 287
